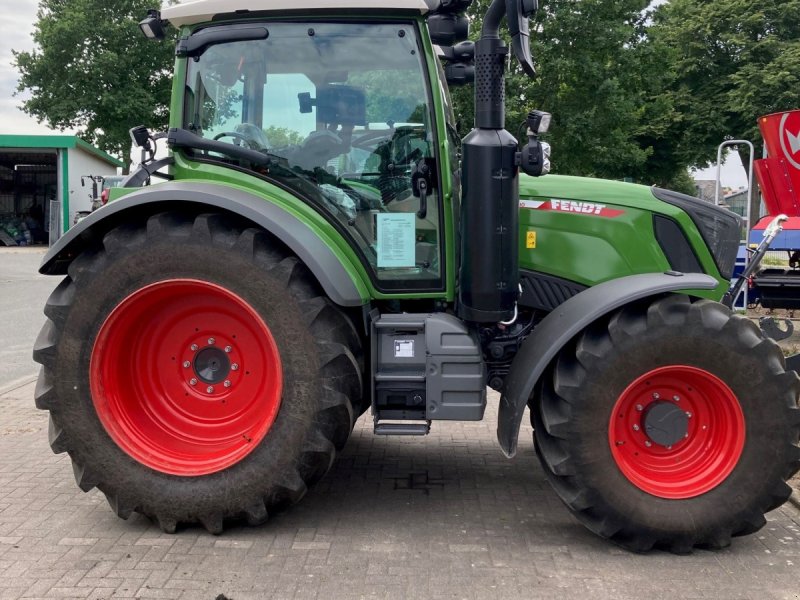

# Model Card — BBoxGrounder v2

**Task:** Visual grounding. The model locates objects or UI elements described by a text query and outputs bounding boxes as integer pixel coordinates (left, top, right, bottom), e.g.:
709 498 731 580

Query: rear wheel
33 211 363 532
532 295 800 553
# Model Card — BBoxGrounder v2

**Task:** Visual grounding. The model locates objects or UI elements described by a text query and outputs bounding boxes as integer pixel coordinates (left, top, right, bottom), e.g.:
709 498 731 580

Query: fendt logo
780 111 800 170
520 199 625 218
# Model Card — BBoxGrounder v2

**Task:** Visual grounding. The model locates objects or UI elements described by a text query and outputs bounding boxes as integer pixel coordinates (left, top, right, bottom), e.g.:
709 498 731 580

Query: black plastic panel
519 270 587 312
653 215 704 275
652 188 740 280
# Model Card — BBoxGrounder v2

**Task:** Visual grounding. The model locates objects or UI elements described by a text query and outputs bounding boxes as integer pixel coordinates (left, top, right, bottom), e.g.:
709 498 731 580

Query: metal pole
715 140 755 310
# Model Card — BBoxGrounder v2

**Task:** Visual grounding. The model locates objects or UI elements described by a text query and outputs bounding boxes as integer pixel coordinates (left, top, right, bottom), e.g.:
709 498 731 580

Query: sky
0 0 751 188
0 0 68 135
693 153 750 190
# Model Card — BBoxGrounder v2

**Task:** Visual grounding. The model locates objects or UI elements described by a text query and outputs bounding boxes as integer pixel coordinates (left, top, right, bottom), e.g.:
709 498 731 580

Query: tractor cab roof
162 0 433 28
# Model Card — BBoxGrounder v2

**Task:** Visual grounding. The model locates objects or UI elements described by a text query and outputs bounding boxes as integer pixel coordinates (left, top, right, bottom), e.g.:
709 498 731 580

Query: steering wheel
213 123 272 151
292 130 346 171
213 131 253 147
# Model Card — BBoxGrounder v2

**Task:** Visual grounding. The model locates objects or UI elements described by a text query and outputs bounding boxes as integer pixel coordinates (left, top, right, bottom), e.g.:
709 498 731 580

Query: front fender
497 272 720 457
40 182 368 308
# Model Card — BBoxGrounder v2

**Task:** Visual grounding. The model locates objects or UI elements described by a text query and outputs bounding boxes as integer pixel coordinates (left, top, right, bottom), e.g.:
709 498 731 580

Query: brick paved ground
1 379 800 600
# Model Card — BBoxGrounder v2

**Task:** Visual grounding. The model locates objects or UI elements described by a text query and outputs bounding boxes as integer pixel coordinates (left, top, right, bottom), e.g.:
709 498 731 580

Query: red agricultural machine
748 110 800 311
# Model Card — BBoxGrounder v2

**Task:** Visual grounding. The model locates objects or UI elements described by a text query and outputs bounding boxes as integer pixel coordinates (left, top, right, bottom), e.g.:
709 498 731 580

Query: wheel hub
193 346 231 384
643 401 689 447
90 279 283 476
608 365 745 499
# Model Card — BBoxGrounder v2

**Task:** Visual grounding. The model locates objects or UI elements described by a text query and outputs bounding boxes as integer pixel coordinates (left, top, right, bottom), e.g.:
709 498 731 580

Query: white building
0 135 123 246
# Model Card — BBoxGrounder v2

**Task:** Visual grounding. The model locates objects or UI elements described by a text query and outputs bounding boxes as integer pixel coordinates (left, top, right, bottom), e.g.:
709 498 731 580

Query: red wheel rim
608 365 745 499
90 279 282 476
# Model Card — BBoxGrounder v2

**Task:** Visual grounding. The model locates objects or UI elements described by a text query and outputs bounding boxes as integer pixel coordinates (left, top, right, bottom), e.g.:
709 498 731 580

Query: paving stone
2 380 800 599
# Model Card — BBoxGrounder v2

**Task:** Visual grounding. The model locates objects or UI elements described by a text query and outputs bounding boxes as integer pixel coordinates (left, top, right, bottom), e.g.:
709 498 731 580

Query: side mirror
130 125 152 149
505 0 537 77
428 14 469 46
130 125 156 163
298 92 314 114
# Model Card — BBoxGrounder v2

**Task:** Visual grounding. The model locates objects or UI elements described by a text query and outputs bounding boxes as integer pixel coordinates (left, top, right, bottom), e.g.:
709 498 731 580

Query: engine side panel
517 175 730 301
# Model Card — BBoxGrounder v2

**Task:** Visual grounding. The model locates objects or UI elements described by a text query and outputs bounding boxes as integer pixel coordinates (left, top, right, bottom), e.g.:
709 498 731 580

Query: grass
762 255 791 267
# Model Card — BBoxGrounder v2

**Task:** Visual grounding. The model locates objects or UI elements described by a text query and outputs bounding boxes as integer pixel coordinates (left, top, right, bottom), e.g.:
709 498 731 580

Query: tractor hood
517 174 739 291
520 174 666 212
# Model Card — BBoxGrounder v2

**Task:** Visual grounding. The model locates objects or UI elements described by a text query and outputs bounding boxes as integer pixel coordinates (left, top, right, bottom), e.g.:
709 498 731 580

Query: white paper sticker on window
394 340 415 358
377 213 416 268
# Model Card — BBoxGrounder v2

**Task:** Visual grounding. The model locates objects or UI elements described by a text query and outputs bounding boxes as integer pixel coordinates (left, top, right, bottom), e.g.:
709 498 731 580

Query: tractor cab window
184 22 443 291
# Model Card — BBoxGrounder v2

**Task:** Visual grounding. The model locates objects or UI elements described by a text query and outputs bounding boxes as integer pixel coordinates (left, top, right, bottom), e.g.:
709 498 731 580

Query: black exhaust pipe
457 0 520 323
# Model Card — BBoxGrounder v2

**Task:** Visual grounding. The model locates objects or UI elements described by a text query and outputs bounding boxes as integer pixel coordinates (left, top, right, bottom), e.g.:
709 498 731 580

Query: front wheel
33 211 363 533
532 295 800 553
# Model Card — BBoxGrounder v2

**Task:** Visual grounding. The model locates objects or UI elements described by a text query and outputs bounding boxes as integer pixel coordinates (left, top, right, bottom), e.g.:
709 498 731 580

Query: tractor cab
176 18 446 289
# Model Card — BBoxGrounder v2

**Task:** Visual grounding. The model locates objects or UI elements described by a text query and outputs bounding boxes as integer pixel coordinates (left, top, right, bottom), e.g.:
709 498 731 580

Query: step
374 422 431 436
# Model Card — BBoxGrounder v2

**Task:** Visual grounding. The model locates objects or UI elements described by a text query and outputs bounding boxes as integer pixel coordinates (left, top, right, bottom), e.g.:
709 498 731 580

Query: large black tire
32 211 363 533
532 295 800 553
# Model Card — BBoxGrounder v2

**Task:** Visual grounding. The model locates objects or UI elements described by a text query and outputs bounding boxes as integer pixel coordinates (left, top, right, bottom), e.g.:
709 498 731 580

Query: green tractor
33 0 800 552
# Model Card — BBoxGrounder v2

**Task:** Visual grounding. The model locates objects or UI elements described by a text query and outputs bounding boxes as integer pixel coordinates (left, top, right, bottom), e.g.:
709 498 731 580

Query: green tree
453 0 681 187
650 0 800 169
264 126 304 147
14 0 175 158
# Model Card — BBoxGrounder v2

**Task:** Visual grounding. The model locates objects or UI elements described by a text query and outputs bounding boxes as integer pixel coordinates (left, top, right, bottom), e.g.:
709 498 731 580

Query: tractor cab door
182 21 446 293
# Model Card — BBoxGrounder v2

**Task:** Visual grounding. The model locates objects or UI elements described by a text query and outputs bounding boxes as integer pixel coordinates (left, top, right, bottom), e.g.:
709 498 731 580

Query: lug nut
190 344 198 352
189 378 197 386
673 395 680 402
636 404 643 412
645 441 652 448
183 361 191 368
225 346 232 353
231 363 239 371
206 386 214 393
686 411 692 418
224 380 232 388
208 337 215 345
633 424 640 431
652 392 660 400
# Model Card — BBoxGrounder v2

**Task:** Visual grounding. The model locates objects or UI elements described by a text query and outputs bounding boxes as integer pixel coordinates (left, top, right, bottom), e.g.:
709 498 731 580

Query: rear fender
40 182 368 308
497 272 720 457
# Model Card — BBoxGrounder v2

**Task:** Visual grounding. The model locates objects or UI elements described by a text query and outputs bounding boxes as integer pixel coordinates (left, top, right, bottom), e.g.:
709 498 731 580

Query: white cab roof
162 0 431 28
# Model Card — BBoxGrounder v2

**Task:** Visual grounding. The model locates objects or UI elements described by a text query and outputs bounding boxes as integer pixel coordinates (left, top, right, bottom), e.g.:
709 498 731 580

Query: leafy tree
14 0 175 158
650 0 800 169
453 0 682 187
264 126 304 147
